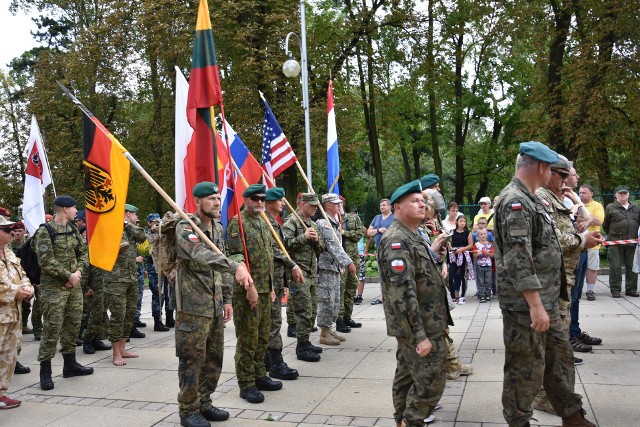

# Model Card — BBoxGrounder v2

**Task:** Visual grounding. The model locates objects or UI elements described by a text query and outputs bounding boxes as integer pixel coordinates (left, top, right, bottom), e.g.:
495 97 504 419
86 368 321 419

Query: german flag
83 114 130 271
185 0 220 186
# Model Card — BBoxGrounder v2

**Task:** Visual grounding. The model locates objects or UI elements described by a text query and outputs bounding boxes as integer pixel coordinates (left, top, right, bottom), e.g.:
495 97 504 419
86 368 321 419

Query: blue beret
265 187 285 201
147 213 160 222
519 141 560 164
390 180 423 205
192 182 219 197
419 174 440 189
124 204 139 212
53 195 77 208
243 184 267 197
75 209 86 220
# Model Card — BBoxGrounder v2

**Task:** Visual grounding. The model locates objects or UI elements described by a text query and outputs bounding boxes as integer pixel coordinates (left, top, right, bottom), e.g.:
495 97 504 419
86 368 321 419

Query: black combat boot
39 360 54 390
83 341 96 354
180 412 210 427
154 316 170 332
130 327 146 338
239 386 264 403
62 353 94 378
268 348 299 380
165 310 175 328
336 318 351 333
344 316 362 328
14 361 30 374
92 338 111 351
134 319 146 328
296 341 321 362
287 324 296 337
255 375 283 391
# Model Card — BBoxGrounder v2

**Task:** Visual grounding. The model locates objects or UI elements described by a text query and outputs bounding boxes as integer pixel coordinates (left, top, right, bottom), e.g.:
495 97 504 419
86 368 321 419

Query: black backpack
19 223 76 284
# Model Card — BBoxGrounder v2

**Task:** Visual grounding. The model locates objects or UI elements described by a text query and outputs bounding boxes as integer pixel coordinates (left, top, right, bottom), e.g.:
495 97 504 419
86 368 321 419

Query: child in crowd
473 228 494 302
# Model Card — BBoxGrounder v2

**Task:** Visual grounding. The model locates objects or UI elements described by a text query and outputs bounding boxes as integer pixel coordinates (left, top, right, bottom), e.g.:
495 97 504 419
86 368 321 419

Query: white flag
23 116 53 235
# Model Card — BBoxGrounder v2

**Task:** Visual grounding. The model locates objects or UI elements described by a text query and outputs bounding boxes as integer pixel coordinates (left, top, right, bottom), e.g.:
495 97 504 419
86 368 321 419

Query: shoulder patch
511 202 522 211
187 233 199 243
541 199 550 207
390 259 405 273
391 242 402 250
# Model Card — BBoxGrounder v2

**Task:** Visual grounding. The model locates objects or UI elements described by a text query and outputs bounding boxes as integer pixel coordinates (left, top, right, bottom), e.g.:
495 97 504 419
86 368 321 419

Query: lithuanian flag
82 114 130 271
185 0 220 186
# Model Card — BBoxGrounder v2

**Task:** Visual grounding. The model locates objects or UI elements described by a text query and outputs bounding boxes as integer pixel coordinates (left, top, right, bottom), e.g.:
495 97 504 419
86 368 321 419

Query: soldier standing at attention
175 182 253 427
263 187 300 381
338 198 364 332
33 196 92 390
316 194 356 346
495 141 596 427
227 184 304 404
283 193 325 362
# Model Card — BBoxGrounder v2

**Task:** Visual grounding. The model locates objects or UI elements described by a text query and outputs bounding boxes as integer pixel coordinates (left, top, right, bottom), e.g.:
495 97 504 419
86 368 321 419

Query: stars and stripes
261 100 297 179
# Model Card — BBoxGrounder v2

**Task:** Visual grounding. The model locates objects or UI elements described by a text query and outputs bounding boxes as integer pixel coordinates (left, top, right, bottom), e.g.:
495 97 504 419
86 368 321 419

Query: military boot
287 324 297 337
39 360 54 390
264 351 271 372
130 327 146 338
165 310 175 328
83 341 96 354
92 338 111 351
562 408 596 427
62 353 94 378
14 361 30 374
154 316 170 332
268 348 299 380
296 341 321 362
330 328 346 342
319 327 340 345
335 318 351 333
344 316 362 328
255 375 283 391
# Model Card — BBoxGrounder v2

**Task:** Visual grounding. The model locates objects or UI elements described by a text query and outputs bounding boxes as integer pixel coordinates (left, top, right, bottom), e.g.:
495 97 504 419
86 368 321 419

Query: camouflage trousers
286 285 295 325
136 264 144 321
502 309 582 426
176 312 224 418
338 252 359 319
558 287 572 334
38 284 83 361
393 332 447 427
317 269 341 328
233 290 271 391
0 321 20 396
31 285 43 336
147 263 167 318
290 276 317 343
82 278 106 342
104 281 138 342
269 287 285 350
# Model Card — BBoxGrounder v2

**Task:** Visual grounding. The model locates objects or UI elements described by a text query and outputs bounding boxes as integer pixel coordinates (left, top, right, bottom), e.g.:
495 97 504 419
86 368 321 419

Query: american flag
261 100 297 179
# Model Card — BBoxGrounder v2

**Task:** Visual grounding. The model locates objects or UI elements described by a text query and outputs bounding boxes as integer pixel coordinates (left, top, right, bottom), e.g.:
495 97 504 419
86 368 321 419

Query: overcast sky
0 6 37 71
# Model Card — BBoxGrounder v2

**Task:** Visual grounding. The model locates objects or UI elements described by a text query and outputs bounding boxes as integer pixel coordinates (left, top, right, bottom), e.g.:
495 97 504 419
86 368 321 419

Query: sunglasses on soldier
0 228 12 234
249 195 266 203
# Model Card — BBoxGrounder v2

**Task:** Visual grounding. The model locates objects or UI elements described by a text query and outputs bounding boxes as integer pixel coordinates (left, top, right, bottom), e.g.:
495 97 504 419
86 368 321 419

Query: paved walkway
4 275 640 426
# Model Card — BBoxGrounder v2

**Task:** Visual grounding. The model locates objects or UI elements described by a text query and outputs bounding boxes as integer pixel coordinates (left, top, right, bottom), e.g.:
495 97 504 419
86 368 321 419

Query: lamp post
282 0 312 189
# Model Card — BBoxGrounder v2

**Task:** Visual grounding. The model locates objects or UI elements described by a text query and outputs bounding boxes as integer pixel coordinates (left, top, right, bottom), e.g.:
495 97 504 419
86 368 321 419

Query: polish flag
175 66 196 212
23 116 53 235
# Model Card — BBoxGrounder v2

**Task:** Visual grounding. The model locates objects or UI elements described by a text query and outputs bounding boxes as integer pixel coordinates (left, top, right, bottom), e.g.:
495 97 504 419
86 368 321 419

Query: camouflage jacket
341 212 364 256
603 201 640 241
266 213 289 291
10 241 25 258
227 211 296 294
495 177 564 311
0 247 33 323
176 214 238 318
81 264 105 293
379 219 452 342
317 215 352 273
104 223 147 283
282 211 324 279
537 187 584 283
32 222 88 286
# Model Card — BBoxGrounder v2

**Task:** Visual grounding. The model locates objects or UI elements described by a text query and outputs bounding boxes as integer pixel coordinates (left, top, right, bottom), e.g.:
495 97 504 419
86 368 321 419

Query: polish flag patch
391 259 405 273
188 233 199 243
542 199 550 207
391 242 402 250
511 203 522 211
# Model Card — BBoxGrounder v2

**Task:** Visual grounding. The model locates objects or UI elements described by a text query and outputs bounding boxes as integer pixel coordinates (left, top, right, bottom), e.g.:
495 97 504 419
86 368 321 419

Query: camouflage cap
243 184 267 197
53 195 77 207
551 154 572 173
192 181 219 197
321 193 341 204
419 174 440 189
519 141 560 164
390 180 423 205
300 193 320 206
124 204 139 212
265 187 285 201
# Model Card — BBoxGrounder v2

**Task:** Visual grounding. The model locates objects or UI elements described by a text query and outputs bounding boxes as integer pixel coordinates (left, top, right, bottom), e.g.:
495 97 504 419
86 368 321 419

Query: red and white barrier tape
602 239 639 246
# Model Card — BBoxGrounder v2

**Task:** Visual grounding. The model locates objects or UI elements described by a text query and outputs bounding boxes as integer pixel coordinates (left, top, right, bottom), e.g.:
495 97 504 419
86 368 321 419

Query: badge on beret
391 242 402 250
391 259 405 273
511 203 522 211
188 233 199 242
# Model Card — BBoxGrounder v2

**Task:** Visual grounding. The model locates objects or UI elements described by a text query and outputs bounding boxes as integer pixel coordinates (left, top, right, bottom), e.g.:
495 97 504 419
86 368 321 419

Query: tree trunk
365 32 384 197
400 147 412 182
427 0 442 181
454 29 465 202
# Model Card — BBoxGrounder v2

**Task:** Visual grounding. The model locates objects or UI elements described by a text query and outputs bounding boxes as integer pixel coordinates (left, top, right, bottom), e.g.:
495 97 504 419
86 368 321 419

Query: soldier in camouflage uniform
316 194 356 346
285 193 305 338
495 142 596 427
283 193 325 362
174 182 253 427
264 187 299 380
227 185 303 404
9 222 31 336
32 196 92 391
103 204 147 366
0 216 34 409
338 200 364 332
379 181 452 427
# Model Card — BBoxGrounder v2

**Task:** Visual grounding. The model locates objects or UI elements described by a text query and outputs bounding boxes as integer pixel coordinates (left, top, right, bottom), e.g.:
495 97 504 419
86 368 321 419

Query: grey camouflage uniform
175 214 238 418
339 212 364 319
316 216 352 329
495 177 583 426
379 219 452 427
32 222 88 361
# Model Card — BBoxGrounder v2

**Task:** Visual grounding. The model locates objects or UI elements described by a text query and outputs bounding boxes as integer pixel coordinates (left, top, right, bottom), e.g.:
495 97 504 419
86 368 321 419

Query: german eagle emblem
84 160 115 213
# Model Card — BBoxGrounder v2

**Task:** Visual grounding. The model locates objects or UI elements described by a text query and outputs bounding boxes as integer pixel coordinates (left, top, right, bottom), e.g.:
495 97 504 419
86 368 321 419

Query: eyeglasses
249 195 266 203
0 228 12 234
552 170 569 179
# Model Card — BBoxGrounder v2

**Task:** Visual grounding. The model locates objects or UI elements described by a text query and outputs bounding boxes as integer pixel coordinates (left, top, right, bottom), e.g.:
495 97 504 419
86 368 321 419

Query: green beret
243 184 267 198
192 181 219 197
265 187 285 201
53 195 77 208
519 141 560 164
300 193 320 206
124 203 139 212
419 174 440 189
390 180 423 205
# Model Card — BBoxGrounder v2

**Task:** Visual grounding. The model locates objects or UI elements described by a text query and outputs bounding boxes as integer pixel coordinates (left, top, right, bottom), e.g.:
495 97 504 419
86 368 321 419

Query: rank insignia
391 259 405 273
